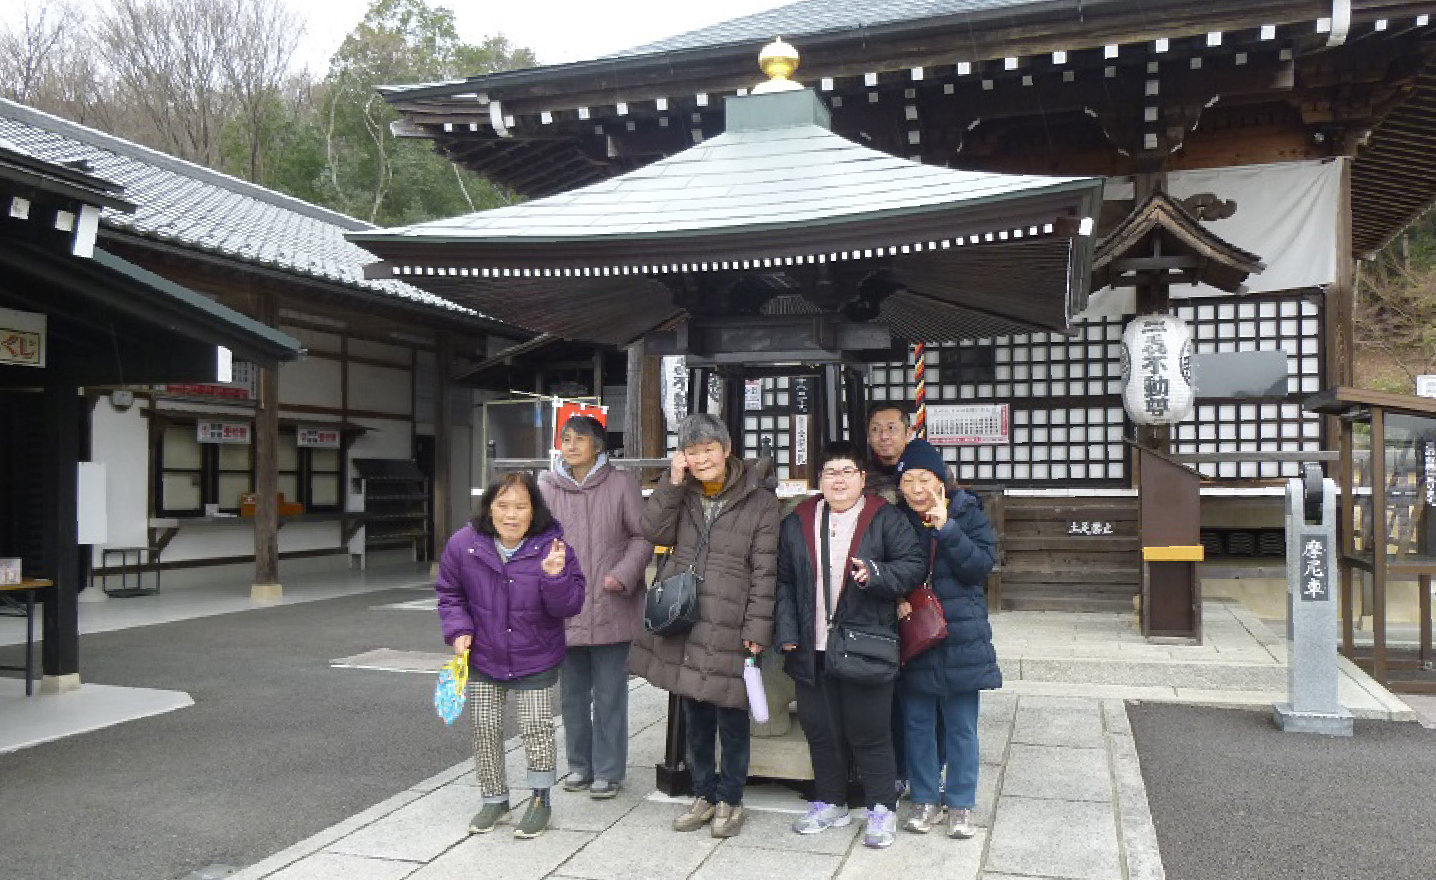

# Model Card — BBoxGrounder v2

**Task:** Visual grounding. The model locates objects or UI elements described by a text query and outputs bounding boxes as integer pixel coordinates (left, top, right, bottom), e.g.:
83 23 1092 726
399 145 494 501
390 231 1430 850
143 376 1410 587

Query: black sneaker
514 797 551 839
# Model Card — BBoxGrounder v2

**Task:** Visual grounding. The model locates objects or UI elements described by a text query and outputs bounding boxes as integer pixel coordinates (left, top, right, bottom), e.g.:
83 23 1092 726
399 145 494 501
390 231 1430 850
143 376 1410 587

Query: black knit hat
896 438 947 482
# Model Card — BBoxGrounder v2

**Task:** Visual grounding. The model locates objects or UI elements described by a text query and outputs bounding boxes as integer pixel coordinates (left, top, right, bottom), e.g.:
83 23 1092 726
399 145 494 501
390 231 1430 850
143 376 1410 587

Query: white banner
660 355 687 432
1083 159 1343 317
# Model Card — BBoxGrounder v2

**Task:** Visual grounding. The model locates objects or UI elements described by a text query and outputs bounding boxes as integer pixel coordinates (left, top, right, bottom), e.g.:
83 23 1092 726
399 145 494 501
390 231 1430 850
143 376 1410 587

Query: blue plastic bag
434 650 469 725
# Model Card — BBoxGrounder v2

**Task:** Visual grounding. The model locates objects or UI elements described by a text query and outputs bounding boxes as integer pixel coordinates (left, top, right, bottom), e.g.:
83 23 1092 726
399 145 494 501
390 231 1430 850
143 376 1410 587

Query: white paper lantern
1120 314 1195 425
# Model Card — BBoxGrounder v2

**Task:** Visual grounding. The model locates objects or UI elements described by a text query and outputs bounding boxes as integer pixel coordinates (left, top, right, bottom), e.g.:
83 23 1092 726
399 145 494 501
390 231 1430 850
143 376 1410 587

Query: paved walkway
226 600 1413 880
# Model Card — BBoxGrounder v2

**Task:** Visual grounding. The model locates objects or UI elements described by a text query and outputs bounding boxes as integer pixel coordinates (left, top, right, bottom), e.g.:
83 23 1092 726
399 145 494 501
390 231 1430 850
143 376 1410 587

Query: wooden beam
433 334 453 555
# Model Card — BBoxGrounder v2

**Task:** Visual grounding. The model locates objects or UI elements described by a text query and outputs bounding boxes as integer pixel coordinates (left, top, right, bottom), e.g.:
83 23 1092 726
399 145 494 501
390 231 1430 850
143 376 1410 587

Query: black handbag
643 504 716 637
819 504 901 684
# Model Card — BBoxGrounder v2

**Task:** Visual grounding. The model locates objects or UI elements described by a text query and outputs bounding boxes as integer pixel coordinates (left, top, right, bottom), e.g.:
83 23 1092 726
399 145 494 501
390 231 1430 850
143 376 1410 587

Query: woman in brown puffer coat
628 412 779 841
538 415 652 800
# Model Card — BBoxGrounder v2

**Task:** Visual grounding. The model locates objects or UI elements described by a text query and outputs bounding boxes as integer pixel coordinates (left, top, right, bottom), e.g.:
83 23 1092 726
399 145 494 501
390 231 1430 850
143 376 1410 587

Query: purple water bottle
744 656 769 724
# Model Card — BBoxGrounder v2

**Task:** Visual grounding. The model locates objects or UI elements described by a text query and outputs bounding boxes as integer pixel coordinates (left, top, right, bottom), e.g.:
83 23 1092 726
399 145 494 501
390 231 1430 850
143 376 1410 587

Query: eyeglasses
869 424 905 437
820 467 862 479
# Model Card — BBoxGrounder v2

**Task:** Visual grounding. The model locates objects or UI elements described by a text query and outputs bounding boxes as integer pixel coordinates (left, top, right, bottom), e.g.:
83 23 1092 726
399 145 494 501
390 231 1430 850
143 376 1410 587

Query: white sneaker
792 801 852 834
947 807 977 839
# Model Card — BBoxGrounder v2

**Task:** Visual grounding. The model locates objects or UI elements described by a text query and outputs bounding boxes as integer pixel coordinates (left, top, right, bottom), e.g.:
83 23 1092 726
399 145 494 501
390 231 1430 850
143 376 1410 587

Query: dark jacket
628 456 781 710
774 495 928 686
897 492 1002 695
435 522 586 681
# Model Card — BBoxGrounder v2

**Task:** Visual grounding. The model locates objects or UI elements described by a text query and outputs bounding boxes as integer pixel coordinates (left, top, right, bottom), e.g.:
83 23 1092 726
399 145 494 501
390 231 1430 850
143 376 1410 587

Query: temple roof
1092 190 1266 293
350 88 1102 348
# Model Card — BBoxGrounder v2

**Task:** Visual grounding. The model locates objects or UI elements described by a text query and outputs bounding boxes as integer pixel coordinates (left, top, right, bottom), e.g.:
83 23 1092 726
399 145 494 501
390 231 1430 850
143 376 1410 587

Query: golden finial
754 38 802 93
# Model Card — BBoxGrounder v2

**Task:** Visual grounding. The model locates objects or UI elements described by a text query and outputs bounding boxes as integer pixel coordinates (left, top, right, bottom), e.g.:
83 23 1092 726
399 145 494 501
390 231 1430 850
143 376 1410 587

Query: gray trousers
560 642 631 783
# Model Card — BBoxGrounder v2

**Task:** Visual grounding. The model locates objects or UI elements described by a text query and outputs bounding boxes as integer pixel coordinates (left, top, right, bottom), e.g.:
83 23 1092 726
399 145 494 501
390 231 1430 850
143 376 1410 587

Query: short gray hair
559 414 606 452
678 412 731 451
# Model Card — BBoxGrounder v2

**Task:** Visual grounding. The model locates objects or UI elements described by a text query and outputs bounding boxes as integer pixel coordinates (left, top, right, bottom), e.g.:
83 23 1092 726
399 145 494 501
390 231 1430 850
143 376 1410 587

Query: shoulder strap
820 503 839 628
685 498 719 575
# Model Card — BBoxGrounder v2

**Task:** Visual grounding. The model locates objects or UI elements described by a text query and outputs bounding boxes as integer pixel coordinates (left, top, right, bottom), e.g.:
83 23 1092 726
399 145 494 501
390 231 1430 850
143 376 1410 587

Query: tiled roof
356 106 1096 243
0 98 475 316
610 0 1049 58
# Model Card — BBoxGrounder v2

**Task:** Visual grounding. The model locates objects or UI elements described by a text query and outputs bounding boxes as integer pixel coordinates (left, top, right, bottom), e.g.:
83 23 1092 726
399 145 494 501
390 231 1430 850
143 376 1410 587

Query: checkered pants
470 679 557 803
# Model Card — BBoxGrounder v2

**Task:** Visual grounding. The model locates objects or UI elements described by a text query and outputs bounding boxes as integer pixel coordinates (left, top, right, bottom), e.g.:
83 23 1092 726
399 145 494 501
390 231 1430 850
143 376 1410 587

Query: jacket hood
542 457 612 493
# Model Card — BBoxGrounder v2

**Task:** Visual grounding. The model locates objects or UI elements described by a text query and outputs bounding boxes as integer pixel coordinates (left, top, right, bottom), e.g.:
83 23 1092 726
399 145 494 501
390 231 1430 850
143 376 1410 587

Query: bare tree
91 0 300 170
0 1 98 116
218 0 302 180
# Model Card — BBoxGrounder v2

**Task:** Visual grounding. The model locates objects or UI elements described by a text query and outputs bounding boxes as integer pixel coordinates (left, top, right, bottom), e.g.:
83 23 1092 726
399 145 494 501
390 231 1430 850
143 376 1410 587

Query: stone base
1272 702 1354 736
747 723 815 780
251 582 283 602
40 673 82 695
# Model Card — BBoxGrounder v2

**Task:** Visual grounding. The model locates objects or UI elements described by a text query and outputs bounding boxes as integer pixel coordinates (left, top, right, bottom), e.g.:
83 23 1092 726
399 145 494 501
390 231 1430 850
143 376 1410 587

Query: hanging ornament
1120 314 1195 426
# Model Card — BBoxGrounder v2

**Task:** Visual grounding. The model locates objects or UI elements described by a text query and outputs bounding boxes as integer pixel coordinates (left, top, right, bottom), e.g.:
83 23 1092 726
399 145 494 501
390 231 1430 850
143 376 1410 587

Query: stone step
1002 593 1138 613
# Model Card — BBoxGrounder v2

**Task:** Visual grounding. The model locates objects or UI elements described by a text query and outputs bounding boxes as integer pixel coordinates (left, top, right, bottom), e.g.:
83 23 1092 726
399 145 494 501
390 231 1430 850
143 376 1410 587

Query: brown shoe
672 797 716 832
710 803 745 838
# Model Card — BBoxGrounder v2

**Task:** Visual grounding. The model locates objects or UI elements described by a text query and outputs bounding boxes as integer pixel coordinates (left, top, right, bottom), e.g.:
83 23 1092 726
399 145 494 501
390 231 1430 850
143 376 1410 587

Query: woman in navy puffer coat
893 439 999 841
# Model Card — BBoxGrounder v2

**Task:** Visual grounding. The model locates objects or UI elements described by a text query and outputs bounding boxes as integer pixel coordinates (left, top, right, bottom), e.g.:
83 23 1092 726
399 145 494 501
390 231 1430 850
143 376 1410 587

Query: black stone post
40 381 80 688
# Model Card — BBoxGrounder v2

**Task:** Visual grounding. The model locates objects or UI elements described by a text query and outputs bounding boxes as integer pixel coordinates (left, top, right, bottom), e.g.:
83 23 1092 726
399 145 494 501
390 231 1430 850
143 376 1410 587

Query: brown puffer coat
627 456 780 710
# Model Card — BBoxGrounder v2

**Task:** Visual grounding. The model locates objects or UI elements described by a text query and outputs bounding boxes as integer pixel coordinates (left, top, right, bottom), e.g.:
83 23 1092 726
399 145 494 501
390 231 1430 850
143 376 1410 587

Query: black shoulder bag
820 503 901 684
643 501 716 637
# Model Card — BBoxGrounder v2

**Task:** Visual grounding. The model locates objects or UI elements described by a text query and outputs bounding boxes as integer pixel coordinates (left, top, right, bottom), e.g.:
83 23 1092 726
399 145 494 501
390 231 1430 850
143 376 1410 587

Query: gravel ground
1128 702 1436 880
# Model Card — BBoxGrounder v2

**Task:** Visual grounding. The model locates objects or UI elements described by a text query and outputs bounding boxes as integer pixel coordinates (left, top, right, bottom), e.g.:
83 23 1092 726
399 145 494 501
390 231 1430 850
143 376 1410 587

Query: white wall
90 397 150 558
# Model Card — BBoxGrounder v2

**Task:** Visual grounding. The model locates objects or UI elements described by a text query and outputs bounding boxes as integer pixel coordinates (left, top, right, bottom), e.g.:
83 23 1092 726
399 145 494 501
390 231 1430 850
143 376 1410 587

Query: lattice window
1170 295 1325 480
866 318 1130 487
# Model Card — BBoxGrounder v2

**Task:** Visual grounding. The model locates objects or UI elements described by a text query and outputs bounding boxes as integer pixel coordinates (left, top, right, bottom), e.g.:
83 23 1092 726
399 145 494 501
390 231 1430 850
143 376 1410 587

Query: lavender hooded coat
435 522 586 681
538 461 652 646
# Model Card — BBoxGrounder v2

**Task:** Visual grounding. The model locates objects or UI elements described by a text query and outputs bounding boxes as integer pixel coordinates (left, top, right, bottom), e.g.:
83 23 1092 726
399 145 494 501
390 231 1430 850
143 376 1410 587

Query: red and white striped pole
912 342 927 439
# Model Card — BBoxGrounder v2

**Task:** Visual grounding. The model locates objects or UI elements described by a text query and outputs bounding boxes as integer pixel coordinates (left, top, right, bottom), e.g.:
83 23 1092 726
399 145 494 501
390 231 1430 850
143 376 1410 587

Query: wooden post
40 381 81 693
1370 407 1388 684
252 296 281 601
624 340 646 457
433 335 453 555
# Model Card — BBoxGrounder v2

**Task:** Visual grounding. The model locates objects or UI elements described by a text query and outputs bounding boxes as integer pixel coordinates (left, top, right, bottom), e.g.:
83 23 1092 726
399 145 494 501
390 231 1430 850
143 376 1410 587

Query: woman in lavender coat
437 471 585 840
538 416 652 799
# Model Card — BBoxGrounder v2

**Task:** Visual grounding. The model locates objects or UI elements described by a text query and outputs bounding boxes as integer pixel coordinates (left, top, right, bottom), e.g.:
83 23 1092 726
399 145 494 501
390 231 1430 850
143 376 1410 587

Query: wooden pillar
433 335 453 553
40 381 81 692
1370 407 1388 684
252 296 281 601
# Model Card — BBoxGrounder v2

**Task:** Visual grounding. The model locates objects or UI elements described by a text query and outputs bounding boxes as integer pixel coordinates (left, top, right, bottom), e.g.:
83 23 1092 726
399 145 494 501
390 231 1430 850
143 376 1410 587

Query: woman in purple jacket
437 471 585 840
539 416 652 800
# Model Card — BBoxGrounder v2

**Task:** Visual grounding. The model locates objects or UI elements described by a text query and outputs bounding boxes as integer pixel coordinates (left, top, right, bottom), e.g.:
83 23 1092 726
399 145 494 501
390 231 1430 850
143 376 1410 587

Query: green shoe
468 801 510 834
514 796 551 839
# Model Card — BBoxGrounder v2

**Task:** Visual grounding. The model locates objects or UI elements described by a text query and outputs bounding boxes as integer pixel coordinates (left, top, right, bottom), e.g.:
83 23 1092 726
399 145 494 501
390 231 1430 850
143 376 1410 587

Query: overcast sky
303 0 792 72
0 1 794 74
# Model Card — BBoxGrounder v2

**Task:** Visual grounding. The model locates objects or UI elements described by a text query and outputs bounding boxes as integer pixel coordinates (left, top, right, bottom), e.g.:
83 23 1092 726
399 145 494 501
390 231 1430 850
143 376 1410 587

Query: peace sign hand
542 539 567 577
926 483 949 530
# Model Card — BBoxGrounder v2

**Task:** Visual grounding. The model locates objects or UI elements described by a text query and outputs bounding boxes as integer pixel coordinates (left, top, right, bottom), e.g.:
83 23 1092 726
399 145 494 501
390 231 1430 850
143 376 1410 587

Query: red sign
298 427 341 448
552 401 608 450
197 421 251 444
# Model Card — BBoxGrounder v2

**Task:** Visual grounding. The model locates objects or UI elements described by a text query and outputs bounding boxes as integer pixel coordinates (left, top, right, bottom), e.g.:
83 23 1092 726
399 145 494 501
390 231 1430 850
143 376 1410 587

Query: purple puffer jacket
435 522 586 681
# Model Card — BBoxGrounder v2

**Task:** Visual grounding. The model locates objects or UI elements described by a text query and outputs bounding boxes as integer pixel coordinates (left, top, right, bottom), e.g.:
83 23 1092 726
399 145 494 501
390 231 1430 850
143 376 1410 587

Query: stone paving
233 679 1159 880
227 599 1415 880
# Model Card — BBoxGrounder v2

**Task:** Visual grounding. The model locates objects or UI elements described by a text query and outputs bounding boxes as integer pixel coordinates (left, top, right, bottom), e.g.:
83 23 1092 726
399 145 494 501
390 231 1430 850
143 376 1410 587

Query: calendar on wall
928 404 1010 446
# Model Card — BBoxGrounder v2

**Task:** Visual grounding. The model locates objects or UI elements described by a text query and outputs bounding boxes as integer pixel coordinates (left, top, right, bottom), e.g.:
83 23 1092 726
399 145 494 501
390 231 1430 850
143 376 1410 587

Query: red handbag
899 541 948 664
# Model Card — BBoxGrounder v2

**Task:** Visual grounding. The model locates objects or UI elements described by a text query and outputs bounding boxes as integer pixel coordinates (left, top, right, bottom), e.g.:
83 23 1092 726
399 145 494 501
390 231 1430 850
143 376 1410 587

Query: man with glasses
866 403 915 504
